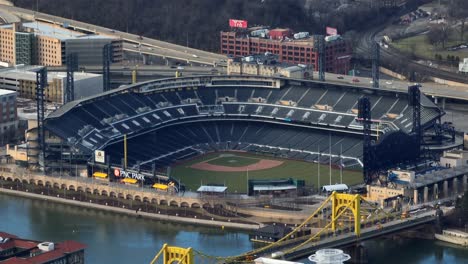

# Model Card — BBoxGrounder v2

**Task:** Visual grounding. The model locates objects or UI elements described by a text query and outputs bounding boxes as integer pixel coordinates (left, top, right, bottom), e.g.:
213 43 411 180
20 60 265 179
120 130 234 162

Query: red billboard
229 19 248 28
326 26 338 36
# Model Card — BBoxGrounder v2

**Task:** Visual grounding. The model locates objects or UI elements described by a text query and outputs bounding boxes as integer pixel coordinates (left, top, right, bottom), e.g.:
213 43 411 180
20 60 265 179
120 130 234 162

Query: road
0 6 19 23
355 17 468 85
258 208 442 261
325 72 468 102
0 3 225 66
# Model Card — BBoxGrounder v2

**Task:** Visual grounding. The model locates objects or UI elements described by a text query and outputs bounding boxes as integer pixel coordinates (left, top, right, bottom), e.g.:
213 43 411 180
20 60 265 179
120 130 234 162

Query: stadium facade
36 75 453 187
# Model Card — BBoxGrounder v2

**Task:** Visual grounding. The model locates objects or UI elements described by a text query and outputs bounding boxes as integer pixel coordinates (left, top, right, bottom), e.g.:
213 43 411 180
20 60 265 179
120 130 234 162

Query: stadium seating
104 120 363 171
45 76 442 170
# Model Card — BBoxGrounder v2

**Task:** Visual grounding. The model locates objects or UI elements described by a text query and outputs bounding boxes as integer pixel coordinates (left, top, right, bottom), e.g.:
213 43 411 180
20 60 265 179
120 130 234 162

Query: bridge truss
150 192 395 264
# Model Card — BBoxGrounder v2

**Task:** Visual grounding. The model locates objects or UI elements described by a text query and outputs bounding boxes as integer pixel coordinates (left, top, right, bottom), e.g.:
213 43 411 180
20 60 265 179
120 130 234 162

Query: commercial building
0 22 122 67
220 28 352 74
0 66 103 104
0 232 86 263
0 23 33 66
440 149 468 168
227 53 314 79
0 89 18 144
367 151 468 205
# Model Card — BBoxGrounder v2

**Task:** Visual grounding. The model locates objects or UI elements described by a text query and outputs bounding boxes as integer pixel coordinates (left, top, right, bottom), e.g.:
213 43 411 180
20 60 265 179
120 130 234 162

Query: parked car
337 76 344 79
352 78 360 83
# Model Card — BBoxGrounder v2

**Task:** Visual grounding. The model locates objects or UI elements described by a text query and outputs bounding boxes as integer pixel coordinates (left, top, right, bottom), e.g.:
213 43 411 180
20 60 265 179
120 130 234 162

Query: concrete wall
65 38 118 65
0 172 224 209
74 74 103 100
366 185 407 202
379 66 406 80
6 144 27 161
430 77 468 89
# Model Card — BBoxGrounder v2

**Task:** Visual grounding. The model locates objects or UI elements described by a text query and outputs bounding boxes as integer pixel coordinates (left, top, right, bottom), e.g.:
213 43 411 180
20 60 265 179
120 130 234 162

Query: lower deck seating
104 120 363 171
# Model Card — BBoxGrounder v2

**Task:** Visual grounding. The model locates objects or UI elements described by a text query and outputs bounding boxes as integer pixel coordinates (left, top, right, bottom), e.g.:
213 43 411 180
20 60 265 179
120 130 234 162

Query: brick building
220 28 352 74
0 232 86 264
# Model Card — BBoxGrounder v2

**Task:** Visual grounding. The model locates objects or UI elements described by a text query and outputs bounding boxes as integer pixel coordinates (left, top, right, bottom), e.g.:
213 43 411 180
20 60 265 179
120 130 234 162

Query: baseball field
170 152 362 193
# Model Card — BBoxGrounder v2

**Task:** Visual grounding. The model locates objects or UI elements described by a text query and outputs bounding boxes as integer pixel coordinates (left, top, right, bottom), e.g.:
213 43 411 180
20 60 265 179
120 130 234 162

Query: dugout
248 178 304 196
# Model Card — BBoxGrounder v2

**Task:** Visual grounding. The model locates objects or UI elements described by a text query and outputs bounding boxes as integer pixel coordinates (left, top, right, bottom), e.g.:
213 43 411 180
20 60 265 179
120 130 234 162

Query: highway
2 3 466 102
49 62 468 101
0 3 225 66
324 72 468 102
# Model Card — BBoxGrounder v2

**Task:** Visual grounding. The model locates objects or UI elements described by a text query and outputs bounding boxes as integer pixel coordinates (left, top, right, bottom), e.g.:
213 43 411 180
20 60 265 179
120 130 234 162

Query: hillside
12 0 399 51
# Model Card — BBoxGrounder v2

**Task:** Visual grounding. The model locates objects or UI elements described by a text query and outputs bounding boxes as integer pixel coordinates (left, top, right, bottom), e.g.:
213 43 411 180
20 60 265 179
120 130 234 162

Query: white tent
322 184 349 192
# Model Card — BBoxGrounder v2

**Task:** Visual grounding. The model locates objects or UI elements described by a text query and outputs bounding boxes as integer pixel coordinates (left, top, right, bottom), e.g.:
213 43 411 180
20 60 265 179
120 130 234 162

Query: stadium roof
197 186 228 193
322 184 349 192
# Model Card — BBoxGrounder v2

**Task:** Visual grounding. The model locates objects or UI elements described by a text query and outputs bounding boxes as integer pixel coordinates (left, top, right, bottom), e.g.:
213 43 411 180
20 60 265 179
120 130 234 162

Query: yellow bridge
149 191 404 264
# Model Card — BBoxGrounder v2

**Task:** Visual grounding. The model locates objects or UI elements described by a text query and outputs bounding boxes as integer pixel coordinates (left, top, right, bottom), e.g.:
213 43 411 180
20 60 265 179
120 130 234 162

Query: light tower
308 249 351 264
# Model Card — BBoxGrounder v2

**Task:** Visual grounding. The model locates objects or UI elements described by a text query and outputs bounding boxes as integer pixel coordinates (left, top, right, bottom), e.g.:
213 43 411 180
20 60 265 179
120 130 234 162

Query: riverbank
0 187 261 231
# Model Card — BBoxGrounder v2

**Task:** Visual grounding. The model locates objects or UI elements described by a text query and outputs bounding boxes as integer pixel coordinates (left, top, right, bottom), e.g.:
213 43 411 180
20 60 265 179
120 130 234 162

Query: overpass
0 4 225 66
324 72 468 103
48 61 468 102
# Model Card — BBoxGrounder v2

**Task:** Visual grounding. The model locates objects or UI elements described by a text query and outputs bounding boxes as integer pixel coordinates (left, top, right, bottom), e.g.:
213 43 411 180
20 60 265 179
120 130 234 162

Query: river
1 193 467 263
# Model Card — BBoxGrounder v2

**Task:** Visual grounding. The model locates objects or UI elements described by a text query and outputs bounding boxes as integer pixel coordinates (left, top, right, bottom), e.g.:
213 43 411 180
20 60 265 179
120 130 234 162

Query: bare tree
428 25 450 49
449 0 468 41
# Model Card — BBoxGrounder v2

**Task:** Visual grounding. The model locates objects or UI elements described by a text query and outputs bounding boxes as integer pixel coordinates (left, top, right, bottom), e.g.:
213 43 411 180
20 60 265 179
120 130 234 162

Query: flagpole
246 167 249 195
317 145 320 193
340 144 343 184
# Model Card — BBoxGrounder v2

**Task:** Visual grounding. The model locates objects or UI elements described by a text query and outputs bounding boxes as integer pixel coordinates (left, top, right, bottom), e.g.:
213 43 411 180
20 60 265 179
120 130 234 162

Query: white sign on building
94 150 105 163
459 58 468 73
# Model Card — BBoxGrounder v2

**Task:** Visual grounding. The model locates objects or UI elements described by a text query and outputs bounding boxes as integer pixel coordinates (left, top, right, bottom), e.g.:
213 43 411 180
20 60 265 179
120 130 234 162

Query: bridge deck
258 210 437 261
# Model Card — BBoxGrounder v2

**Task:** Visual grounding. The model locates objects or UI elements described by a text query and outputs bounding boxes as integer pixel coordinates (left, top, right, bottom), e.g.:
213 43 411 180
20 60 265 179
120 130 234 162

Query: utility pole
317 145 320 193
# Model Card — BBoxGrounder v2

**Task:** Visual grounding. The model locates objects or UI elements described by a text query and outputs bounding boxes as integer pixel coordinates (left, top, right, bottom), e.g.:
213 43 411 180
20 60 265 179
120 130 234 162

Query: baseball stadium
43 75 445 193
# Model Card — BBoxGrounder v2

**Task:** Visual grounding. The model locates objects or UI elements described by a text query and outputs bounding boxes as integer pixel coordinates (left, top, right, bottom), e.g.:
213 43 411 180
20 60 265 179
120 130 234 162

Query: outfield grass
170 152 363 193
391 30 468 61
206 155 260 167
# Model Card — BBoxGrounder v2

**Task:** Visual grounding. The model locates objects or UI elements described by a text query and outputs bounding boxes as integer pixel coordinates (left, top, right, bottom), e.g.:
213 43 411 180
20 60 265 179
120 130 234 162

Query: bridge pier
433 183 439 200
443 180 449 198
453 178 459 194
463 175 467 191
423 186 429 203
413 189 419 205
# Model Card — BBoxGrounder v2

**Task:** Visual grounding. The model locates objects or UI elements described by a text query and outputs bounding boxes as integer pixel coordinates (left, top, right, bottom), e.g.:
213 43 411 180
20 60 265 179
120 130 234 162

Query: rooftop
197 185 228 193
0 232 86 264
0 89 17 96
0 66 101 82
1 22 116 41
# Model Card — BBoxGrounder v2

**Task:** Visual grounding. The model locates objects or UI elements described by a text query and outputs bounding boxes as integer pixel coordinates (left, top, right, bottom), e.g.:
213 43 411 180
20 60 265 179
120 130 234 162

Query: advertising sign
94 150 105 163
113 168 145 181
326 26 338 36
229 19 248 28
